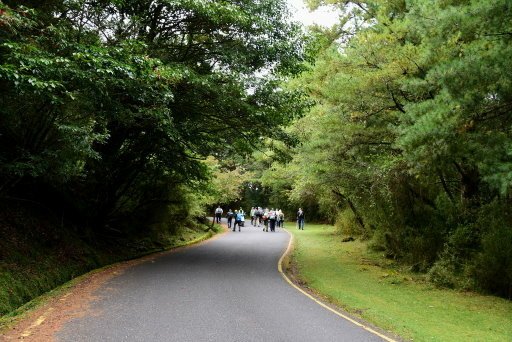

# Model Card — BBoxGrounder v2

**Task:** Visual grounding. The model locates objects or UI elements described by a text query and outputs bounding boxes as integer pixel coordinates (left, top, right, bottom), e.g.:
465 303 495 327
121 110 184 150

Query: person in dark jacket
226 209 234 229
297 208 305 230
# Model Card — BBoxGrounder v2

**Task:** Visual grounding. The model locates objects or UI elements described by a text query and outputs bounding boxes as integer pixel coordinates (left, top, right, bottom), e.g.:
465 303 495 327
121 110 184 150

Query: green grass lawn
287 224 512 342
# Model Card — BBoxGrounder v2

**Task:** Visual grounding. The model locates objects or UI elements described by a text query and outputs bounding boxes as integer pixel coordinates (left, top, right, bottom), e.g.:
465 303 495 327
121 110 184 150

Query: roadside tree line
259 0 512 298
0 0 307 235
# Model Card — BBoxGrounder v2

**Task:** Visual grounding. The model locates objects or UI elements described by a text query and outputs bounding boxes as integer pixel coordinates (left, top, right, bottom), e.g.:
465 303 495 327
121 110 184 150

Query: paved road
57 220 385 342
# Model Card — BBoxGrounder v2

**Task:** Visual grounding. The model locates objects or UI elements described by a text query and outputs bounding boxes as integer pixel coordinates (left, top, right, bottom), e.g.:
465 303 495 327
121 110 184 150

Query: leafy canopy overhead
0 0 309 224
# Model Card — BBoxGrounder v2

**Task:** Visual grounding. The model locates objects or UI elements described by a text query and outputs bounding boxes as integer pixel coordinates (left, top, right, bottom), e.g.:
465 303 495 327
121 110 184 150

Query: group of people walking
249 207 284 232
215 206 245 231
215 206 306 232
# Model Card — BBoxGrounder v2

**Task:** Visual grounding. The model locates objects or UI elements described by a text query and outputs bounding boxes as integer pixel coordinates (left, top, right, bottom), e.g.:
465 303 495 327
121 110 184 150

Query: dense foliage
2 0 511 311
0 0 306 230
261 0 512 297
0 0 308 312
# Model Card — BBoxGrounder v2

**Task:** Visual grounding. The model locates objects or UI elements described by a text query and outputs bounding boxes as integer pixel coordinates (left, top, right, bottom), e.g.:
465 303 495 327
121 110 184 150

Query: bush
368 228 387 252
335 209 366 237
426 200 512 296
427 246 473 290
473 223 512 298
427 258 458 289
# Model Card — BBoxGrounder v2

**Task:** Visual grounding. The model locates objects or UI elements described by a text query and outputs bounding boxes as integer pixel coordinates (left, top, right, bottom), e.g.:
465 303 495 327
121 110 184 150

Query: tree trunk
332 189 365 229
453 161 480 203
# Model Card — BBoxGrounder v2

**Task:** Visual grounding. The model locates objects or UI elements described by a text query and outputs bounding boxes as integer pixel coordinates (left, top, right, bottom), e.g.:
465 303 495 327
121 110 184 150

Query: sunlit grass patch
287 224 512 342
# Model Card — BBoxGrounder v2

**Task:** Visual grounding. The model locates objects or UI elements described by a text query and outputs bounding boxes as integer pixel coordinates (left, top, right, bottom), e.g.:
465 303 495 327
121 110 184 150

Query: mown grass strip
287 224 512 342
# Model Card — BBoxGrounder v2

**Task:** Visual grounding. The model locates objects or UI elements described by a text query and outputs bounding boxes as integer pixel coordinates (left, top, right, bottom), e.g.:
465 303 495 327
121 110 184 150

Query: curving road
57 220 386 342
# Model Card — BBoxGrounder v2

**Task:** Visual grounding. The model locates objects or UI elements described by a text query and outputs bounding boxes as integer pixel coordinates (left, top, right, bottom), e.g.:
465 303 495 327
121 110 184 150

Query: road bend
57 220 386 342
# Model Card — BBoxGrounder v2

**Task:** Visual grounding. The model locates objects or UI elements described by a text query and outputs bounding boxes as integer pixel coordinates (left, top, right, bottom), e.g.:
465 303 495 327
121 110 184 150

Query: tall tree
261 0 512 296
0 1 308 229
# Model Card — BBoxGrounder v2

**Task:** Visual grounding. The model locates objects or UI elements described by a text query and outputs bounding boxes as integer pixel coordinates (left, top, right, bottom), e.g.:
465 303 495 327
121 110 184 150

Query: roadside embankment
0 205 221 329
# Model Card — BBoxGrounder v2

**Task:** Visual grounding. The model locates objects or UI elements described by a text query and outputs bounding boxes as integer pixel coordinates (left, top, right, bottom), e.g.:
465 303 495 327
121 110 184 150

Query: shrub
335 209 365 237
473 223 512 298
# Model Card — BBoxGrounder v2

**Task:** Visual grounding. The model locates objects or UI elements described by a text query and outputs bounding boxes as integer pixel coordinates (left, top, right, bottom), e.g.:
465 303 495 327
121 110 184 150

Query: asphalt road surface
57 220 386 342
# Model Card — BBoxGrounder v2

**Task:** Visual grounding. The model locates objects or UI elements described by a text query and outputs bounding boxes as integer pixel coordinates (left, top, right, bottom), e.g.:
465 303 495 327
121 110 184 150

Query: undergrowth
0 205 217 318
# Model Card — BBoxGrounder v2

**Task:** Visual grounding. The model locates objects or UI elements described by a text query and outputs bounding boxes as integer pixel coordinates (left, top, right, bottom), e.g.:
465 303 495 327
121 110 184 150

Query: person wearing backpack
277 209 284 228
262 208 269 232
233 210 244 232
269 209 277 232
255 207 263 227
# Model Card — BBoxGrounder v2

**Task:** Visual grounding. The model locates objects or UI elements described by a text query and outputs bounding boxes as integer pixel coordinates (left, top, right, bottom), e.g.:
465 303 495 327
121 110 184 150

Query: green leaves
0 0 308 231
258 0 512 295
399 0 512 195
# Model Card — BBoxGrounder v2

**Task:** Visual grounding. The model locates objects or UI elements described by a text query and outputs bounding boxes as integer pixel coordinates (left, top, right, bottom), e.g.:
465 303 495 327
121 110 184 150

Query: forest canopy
0 0 308 230
257 0 512 297
1 0 511 300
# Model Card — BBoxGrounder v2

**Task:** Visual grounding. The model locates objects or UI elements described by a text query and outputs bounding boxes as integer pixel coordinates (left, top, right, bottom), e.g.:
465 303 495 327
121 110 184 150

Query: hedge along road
57 220 391 342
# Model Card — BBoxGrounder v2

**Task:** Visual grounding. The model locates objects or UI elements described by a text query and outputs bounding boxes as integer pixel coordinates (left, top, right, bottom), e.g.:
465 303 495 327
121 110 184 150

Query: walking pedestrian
277 209 284 228
226 209 234 229
232 210 239 231
255 207 263 227
233 210 244 232
215 205 223 223
297 208 305 230
262 208 269 232
250 207 256 226
269 208 277 232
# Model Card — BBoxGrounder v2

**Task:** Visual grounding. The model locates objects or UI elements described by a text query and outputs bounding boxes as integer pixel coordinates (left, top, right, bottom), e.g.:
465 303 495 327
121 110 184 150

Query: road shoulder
0 226 226 341
278 228 403 342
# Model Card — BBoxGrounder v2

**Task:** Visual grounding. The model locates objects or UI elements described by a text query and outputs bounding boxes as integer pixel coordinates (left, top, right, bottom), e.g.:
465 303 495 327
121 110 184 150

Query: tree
0 0 308 232
260 0 512 296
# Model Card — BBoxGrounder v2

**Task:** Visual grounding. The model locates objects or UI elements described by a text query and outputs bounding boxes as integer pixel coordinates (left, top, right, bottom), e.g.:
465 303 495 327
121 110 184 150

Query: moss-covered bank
0 204 218 318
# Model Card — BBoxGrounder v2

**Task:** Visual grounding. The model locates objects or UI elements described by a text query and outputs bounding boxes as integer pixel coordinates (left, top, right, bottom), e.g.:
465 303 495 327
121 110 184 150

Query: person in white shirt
250 207 256 226
277 209 284 228
214 206 223 223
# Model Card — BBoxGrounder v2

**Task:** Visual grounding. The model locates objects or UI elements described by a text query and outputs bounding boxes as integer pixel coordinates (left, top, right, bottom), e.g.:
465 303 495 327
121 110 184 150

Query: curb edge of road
0 224 228 339
277 228 398 342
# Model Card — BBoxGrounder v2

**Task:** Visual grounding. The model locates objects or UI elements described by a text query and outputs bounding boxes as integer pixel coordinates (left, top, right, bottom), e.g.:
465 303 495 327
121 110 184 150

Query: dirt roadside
0 252 160 342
